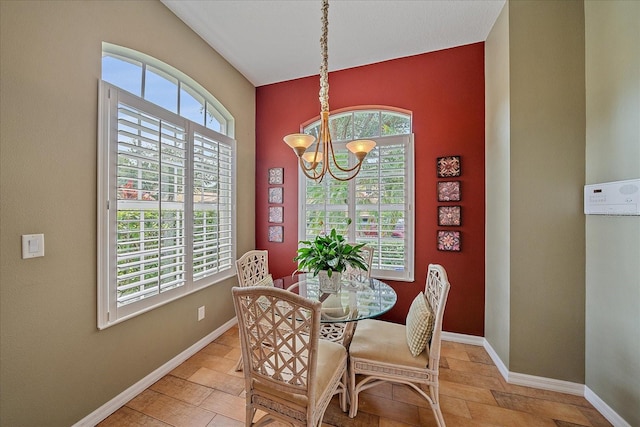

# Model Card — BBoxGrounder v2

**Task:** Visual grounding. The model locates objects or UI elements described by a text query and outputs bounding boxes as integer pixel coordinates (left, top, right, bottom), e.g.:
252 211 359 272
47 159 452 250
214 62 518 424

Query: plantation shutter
115 100 187 307
99 83 236 327
304 152 350 240
192 131 235 281
354 135 413 279
300 134 414 281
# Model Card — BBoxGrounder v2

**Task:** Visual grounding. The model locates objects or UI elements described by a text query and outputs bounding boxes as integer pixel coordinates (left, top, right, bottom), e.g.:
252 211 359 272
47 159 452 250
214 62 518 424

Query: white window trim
97 82 237 329
297 134 415 282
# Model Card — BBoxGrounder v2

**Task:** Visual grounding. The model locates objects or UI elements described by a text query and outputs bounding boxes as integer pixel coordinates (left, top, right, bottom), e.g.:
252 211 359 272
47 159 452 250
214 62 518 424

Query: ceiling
162 0 505 87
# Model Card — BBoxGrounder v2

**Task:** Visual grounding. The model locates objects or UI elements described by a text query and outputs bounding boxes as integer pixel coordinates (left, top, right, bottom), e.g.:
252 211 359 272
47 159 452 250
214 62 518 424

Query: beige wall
485 0 586 382
485 2 511 366
0 1 255 425
487 1 639 422
2 0 637 425
508 0 586 382
585 1 640 425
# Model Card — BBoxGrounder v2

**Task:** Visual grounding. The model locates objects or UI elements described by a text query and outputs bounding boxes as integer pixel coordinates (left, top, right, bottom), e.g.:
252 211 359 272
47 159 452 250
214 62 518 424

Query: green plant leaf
292 227 370 276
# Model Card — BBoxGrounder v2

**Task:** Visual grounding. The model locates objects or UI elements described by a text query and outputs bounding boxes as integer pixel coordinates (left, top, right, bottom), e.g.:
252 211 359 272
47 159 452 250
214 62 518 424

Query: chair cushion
254 275 274 307
405 292 435 357
350 319 429 367
253 338 346 408
315 339 347 399
254 274 274 287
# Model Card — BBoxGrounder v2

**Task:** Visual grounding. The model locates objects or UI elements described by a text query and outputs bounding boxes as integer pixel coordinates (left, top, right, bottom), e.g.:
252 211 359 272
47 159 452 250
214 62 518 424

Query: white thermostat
584 178 640 215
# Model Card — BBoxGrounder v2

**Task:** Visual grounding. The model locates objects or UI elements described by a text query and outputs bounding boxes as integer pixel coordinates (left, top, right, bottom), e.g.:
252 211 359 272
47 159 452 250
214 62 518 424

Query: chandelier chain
283 0 375 183
319 0 329 113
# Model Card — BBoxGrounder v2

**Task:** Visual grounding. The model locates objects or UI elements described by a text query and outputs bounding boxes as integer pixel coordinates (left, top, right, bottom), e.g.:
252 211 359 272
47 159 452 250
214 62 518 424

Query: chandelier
283 0 376 182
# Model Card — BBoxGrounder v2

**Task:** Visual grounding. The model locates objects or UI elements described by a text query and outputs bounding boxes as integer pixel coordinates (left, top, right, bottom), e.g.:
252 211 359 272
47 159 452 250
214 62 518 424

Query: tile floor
98 326 612 427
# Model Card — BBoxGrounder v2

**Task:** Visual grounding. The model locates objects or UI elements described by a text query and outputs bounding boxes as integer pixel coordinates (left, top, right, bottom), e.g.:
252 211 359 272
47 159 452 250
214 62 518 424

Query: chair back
235 250 270 287
232 286 321 401
344 245 374 281
424 264 451 371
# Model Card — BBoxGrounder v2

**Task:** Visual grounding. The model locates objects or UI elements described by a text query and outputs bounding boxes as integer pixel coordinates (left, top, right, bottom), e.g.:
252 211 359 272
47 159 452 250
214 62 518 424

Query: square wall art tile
437 230 461 252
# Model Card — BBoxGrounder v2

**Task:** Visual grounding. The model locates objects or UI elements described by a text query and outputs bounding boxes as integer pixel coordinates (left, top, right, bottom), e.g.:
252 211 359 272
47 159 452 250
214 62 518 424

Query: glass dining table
274 273 397 345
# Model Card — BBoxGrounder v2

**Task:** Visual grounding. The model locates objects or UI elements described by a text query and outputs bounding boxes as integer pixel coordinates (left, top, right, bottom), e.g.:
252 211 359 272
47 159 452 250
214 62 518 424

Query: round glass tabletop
274 273 397 323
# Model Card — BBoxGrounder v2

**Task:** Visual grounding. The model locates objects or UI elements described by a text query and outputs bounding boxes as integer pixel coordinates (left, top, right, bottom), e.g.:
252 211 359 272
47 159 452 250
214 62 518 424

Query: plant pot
318 270 341 293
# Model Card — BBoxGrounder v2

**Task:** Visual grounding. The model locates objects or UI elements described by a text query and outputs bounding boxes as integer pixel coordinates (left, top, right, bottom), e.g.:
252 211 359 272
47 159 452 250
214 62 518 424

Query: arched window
97 44 237 329
304 109 411 140
101 43 233 136
299 108 414 281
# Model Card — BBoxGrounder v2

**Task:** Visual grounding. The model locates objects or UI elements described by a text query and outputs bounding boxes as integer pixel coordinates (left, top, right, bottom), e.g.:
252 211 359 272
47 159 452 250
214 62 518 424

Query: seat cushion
254 274 274 287
253 338 346 408
405 292 434 357
350 319 429 367
315 339 347 399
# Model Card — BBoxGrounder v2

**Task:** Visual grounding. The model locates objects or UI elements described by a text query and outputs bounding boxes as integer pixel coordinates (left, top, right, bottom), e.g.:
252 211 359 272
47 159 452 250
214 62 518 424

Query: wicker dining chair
236 250 272 288
315 244 373 346
348 264 451 426
235 250 273 371
232 286 348 427
343 244 374 282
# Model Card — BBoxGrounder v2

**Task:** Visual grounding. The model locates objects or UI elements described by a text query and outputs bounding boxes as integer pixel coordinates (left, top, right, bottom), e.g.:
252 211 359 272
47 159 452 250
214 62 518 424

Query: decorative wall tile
268 206 283 223
437 230 461 251
438 206 461 226
437 156 461 177
268 187 283 204
268 168 284 185
268 226 284 243
437 181 461 202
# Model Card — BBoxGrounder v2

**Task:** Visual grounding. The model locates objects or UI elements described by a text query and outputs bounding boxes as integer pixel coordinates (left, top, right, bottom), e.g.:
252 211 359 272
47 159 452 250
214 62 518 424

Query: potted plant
294 228 369 292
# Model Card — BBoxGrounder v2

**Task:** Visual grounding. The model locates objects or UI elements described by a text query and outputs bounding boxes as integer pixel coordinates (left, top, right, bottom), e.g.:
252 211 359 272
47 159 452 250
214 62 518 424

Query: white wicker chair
232 286 348 427
348 264 451 426
343 244 374 282
235 250 272 370
236 250 271 288
324 244 373 346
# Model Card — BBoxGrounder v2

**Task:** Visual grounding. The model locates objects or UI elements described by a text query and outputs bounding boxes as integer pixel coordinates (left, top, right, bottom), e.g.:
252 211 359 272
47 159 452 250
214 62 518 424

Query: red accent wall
255 43 485 336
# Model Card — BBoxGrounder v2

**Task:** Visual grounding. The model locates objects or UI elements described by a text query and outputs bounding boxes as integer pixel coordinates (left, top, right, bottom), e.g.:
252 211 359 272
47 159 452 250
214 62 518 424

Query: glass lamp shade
302 151 323 164
346 139 376 161
283 133 316 157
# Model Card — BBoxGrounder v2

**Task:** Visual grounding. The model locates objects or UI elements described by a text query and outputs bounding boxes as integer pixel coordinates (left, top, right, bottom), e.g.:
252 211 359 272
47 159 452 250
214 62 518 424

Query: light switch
22 234 45 259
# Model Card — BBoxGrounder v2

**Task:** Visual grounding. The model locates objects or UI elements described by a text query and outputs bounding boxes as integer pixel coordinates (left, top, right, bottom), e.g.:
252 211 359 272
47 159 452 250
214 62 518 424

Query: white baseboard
482 337 584 395
507 371 585 396
441 331 485 346
76 326 631 427
444 331 631 427
73 318 238 427
481 337 510 381
585 386 633 427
